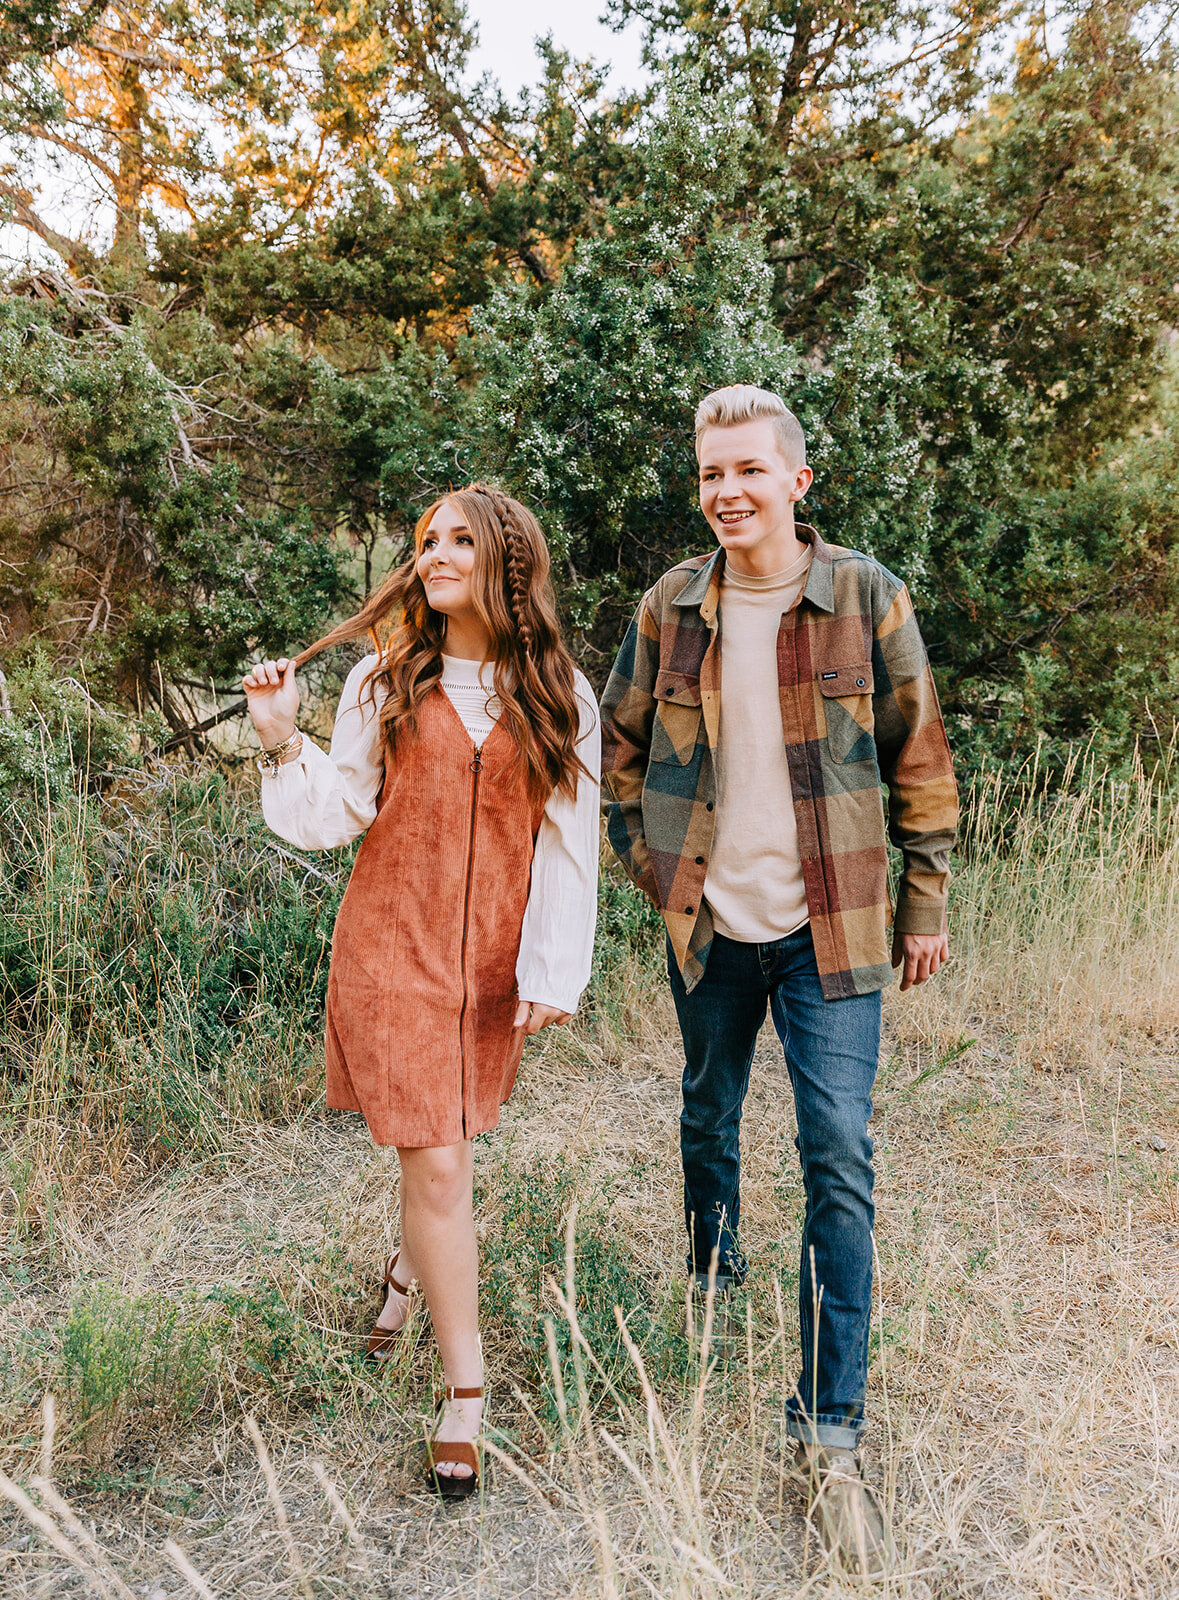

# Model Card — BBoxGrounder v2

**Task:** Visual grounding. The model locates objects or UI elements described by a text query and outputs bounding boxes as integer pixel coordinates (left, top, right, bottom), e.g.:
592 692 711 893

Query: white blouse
260 654 600 1015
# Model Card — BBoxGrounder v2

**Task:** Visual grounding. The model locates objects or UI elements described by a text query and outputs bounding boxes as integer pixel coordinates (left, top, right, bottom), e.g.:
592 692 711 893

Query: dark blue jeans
668 924 882 1448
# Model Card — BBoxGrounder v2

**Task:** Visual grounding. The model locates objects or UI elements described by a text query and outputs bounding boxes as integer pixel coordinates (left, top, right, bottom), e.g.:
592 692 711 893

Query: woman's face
417 500 478 621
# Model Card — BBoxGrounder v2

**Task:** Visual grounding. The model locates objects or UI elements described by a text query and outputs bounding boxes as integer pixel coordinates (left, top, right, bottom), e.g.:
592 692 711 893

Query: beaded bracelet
257 729 303 776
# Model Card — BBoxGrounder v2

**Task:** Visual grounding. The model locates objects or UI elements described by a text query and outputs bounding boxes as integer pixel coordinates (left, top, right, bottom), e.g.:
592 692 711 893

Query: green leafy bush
58 1285 221 1466
0 747 347 1156
0 651 155 804
479 1153 691 1428
593 862 663 977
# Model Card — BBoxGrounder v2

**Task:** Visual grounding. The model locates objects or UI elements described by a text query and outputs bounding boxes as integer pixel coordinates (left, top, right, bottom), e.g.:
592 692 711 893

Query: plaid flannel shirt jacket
600 526 959 1000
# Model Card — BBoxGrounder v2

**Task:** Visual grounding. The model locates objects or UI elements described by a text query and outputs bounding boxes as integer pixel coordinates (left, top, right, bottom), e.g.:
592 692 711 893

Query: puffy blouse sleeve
260 654 386 850
514 670 601 1015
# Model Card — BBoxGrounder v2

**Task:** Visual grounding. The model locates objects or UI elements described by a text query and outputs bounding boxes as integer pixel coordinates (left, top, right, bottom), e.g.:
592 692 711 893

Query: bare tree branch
0 182 96 274
24 122 120 185
161 698 249 751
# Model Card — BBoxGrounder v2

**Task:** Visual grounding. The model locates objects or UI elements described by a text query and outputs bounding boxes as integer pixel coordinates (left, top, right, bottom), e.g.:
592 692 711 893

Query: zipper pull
470 744 483 774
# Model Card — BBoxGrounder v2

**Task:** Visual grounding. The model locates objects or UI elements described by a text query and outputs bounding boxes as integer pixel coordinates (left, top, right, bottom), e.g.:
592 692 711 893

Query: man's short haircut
694 384 807 469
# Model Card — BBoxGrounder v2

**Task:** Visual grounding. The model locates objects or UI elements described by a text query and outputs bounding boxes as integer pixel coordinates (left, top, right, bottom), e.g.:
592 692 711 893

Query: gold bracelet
257 730 302 776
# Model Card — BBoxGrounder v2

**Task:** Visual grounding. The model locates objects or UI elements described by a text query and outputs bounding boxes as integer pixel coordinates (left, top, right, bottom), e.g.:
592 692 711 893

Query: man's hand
513 1000 572 1036
891 930 949 992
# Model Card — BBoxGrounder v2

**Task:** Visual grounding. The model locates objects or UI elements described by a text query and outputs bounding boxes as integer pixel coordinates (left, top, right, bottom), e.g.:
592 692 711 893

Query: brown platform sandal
366 1252 412 1360
423 1386 484 1500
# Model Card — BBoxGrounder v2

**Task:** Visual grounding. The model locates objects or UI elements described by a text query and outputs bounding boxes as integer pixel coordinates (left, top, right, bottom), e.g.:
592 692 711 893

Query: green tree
2 0 1176 775
0 285 342 737
468 79 938 649
0 0 457 273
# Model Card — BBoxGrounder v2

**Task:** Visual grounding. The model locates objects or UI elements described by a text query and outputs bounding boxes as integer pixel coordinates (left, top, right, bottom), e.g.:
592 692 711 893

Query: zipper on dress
457 742 482 1138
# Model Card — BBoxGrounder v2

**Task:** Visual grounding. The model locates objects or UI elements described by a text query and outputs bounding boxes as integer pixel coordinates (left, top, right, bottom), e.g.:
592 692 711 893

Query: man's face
697 418 812 573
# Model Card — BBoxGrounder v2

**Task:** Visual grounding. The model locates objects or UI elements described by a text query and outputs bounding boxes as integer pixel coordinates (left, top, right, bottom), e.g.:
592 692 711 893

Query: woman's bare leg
397 1140 482 1477
372 1186 418 1336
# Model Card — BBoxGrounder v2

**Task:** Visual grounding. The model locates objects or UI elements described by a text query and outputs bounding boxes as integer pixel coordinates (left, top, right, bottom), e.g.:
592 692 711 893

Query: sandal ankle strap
383 1252 412 1295
438 1385 483 1402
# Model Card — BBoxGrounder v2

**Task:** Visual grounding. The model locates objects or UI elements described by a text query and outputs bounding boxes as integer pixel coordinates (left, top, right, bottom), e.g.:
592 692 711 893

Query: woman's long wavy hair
294 486 588 803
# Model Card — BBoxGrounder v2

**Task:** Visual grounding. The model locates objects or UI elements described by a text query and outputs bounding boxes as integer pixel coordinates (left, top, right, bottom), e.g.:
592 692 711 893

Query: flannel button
856 676 866 688
695 856 704 865
706 802 714 811
685 905 695 914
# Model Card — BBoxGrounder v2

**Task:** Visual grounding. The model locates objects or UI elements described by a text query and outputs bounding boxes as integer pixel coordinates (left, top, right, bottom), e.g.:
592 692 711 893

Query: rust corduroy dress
324 686 547 1148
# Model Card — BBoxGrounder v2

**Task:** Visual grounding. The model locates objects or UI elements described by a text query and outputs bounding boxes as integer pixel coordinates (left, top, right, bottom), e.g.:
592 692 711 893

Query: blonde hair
694 384 806 468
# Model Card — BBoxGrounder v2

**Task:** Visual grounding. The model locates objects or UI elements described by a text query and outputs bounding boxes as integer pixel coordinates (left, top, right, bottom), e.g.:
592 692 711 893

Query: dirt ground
3 989 1178 1599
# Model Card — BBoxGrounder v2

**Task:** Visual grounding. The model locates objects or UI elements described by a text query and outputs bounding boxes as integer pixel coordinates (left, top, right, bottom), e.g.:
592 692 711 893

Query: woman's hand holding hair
513 1000 571 1036
242 657 300 750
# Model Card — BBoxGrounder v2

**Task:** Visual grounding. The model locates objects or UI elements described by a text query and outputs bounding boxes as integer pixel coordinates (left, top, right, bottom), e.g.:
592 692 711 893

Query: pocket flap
818 663 873 697
654 669 703 707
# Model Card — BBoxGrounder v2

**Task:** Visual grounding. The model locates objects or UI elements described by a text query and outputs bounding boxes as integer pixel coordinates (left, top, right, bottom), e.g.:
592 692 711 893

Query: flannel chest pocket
651 670 703 765
819 663 875 763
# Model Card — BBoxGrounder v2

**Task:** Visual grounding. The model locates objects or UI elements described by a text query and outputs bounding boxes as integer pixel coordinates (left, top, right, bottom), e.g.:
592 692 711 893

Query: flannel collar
670 524 836 622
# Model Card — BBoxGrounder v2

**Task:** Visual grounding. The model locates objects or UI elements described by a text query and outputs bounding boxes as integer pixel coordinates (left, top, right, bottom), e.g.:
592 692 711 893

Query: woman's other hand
242 657 300 748
513 1000 572 1036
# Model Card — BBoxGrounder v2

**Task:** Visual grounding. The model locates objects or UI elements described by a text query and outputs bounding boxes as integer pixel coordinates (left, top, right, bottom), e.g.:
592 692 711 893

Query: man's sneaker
686 1274 737 1344
794 1442 893 1577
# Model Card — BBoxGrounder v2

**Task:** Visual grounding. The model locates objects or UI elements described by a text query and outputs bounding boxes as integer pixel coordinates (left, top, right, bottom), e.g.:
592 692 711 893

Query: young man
600 385 958 1575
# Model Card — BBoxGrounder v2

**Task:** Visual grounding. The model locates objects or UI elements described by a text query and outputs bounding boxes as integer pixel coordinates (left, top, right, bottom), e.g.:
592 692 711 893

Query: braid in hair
295 483 587 802
452 481 587 803
467 483 535 656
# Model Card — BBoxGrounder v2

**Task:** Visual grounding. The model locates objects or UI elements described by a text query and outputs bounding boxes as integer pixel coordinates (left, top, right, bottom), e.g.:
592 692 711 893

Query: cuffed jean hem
784 1410 867 1450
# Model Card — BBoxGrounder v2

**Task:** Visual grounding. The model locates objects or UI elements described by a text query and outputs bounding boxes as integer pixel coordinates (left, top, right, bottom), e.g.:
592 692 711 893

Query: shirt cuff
892 897 947 937
515 975 582 1016
261 754 307 789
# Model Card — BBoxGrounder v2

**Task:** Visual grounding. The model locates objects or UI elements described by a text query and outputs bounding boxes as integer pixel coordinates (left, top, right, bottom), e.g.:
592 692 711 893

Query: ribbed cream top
704 548 812 943
439 654 502 745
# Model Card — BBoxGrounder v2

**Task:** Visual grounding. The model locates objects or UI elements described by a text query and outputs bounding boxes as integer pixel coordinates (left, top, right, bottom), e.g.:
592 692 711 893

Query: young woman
241 485 599 1498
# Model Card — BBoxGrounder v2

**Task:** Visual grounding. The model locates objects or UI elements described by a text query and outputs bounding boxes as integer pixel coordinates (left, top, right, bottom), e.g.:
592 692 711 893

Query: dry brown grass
2 754 1178 1597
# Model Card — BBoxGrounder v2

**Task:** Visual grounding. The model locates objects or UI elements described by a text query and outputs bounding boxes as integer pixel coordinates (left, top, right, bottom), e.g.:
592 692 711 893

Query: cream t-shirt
704 547 812 943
